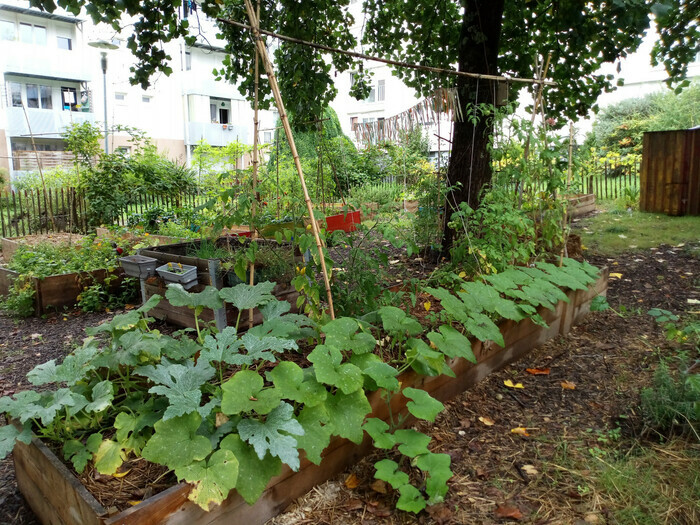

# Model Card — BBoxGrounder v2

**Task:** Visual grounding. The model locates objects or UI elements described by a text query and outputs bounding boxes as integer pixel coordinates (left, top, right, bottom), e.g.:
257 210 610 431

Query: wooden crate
139 237 301 331
565 193 596 217
13 269 608 525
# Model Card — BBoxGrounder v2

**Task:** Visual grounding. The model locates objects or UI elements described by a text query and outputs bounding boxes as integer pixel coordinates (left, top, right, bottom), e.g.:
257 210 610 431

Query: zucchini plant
0 258 600 513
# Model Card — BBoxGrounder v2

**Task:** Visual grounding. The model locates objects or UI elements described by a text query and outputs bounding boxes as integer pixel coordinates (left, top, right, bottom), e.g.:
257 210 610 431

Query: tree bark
442 0 505 252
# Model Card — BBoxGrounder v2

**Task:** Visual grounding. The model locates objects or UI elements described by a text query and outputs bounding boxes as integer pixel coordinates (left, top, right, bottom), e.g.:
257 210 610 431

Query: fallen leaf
526 367 550 375
127 500 142 506
426 503 454 523
494 504 524 520
344 473 360 489
511 427 530 437
609 272 623 279
366 501 391 517
124 304 135 310
112 469 131 479
561 380 577 390
458 271 467 278
522 464 538 476
345 498 364 511
423 301 431 311
687 298 700 305
479 416 495 426
459 418 471 428
504 379 524 389
370 479 388 494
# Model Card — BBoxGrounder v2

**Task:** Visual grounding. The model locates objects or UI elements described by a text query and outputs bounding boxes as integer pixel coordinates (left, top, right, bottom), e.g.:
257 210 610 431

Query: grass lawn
577 204 700 256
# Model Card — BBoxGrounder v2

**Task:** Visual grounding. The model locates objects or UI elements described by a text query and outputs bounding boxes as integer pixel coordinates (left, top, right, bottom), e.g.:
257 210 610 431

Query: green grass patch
594 442 700 524
578 209 700 256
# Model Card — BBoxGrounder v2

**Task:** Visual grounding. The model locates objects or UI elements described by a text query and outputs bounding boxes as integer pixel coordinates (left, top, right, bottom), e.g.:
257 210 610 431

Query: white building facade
0 0 274 181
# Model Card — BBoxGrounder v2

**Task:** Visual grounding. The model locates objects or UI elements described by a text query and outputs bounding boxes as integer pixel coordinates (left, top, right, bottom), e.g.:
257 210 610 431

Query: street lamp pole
88 40 118 155
100 51 108 154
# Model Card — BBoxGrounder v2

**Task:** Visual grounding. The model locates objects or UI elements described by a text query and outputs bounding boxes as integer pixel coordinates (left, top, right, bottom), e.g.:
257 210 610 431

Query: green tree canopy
31 0 698 247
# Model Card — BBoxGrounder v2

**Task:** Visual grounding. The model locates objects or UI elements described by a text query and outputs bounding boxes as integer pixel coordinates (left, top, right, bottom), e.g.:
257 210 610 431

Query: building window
19 23 46 45
57 36 72 50
263 131 272 143
365 86 376 103
210 98 230 124
116 146 131 156
61 87 78 111
350 116 358 130
185 51 192 71
40 85 52 109
9 82 22 107
142 95 151 103
26 84 39 108
0 20 15 41
377 80 385 102
115 92 126 102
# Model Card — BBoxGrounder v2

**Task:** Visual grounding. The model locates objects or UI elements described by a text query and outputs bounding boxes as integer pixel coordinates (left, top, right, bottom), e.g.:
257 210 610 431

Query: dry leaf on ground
561 380 577 390
344 473 360 489
504 379 524 389
494 504 524 520
479 416 495 426
526 367 550 375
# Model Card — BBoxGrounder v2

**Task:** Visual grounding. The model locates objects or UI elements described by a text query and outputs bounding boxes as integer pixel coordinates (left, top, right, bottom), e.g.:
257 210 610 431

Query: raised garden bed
566 193 596 217
139 237 301 330
1 233 85 262
12 268 608 525
0 267 125 315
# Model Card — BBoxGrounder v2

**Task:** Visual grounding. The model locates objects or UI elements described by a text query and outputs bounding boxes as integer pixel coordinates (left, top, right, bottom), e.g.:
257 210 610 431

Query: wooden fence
640 129 699 216
499 156 641 201
0 187 207 239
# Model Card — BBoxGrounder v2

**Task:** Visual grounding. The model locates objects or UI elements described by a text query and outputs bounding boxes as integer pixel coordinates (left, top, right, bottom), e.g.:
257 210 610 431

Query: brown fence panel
640 129 699 216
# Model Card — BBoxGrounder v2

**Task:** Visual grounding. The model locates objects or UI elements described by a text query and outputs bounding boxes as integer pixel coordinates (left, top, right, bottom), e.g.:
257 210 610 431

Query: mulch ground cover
1 239 698 524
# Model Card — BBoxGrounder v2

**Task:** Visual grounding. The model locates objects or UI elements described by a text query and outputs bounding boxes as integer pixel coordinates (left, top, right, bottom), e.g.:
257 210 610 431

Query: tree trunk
442 0 505 252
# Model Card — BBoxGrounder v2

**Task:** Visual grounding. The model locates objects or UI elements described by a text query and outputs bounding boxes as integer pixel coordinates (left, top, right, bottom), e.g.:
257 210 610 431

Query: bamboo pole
248 0 260 329
243 0 335 319
21 103 56 231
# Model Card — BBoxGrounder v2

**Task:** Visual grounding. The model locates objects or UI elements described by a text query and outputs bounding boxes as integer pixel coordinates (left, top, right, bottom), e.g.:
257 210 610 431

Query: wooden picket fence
0 187 207 238
0 188 88 238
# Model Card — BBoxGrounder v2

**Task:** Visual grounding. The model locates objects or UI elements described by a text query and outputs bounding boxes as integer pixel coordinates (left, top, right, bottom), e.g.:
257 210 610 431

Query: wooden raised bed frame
138 237 301 330
13 269 608 525
0 267 125 316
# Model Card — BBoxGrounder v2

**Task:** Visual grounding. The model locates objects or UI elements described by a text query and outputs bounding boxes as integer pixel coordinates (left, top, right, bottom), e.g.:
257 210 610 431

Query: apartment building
0 0 274 181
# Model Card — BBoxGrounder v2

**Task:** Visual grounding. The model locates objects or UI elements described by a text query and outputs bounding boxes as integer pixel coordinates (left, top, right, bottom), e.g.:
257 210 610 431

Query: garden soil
1 242 698 524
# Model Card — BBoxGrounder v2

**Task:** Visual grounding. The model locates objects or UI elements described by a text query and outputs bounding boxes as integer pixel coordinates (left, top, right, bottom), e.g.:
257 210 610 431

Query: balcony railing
11 150 80 171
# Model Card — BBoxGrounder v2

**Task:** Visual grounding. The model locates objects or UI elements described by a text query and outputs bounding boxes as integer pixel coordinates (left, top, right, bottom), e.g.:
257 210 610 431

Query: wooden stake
243 0 335 319
248 0 260 329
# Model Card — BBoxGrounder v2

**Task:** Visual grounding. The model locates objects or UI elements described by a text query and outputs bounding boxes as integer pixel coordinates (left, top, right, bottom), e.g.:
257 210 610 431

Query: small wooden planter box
0 266 125 315
566 193 596 217
139 237 301 330
13 269 608 525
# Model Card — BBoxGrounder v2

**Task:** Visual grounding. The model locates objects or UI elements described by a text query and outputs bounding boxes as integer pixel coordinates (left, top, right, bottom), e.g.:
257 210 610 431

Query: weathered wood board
14 269 608 525
0 267 125 315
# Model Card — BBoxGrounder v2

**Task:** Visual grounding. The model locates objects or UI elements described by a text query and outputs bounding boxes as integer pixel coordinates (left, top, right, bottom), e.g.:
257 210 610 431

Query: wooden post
248 0 260 329
243 0 335 319
567 121 574 191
